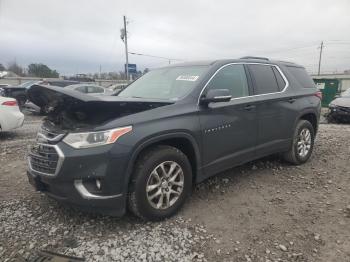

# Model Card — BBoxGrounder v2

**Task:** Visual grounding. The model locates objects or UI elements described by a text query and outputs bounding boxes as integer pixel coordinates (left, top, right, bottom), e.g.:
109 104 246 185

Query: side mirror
200 89 232 105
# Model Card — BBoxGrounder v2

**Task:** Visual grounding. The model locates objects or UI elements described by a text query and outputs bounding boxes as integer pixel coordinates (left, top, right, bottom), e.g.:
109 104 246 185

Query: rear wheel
128 145 192 221
283 120 315 165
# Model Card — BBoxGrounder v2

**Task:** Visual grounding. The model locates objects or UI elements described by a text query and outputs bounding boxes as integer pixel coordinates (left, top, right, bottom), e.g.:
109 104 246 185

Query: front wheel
128 145 192 221
283 120 315 165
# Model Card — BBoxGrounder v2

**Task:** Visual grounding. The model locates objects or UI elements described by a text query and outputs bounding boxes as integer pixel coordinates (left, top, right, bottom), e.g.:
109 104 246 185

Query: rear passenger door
247 64 297 156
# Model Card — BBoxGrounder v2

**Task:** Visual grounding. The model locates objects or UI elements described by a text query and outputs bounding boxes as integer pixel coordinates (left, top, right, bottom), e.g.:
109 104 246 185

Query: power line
128 52 184 64
259 44 319 55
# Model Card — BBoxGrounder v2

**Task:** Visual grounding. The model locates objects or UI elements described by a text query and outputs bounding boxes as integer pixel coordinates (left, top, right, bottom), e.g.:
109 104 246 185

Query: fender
122 131 202 194
294 108 319 134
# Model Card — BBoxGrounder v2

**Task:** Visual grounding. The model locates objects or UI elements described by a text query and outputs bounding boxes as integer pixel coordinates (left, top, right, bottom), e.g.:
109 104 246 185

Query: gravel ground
0 114 349 261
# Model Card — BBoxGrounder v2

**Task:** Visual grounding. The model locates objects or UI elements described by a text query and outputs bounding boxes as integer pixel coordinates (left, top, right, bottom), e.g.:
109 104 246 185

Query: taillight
2 100 18 106
314 91 322 100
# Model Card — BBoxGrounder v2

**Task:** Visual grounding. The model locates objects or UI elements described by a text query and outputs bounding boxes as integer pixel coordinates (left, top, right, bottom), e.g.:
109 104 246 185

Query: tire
128 145 192 221
16 95 27 107
283 120 315 165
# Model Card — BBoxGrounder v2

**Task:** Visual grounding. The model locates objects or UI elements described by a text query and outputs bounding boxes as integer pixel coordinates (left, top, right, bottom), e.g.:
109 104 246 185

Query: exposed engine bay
27 84 172 131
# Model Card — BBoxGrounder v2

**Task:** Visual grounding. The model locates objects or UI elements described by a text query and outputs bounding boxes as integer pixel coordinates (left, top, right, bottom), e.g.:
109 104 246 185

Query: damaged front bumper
27 140 132 216
327 105 350 121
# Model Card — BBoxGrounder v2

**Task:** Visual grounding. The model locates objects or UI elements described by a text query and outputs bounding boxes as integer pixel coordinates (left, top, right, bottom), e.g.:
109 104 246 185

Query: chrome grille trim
28 143 65 176
37 127 66 142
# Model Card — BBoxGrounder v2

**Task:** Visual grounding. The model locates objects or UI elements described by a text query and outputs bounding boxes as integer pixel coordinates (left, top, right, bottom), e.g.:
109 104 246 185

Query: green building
312 74 350 107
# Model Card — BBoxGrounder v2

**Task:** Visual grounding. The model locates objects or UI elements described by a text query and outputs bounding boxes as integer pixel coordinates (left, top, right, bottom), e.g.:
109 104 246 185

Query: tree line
0 62 59 78
0 61 150 80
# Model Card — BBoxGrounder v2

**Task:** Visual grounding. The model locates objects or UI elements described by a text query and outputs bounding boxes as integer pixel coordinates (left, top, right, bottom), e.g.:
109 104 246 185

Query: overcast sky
0 0 349 75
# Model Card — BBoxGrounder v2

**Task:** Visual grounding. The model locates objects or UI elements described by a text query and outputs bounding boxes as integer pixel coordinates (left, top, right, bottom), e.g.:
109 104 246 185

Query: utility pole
123 16 129 81
318 41 324 76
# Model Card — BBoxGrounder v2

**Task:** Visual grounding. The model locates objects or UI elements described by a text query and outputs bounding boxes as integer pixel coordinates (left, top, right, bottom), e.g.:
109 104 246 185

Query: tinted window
287 66 315 88
206 64 249 98
248 65 279 94
272 67 286 91
75 86 86 93
87 86 104 93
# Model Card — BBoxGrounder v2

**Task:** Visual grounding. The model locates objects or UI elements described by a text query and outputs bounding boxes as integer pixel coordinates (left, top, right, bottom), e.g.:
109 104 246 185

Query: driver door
199 64 258 178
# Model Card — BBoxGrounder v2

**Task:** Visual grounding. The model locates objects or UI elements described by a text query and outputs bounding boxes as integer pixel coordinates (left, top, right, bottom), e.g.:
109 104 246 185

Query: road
0 114 349 261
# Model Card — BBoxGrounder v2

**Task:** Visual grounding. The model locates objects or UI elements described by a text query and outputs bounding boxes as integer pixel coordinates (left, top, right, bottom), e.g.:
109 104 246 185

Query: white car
0 96 24 132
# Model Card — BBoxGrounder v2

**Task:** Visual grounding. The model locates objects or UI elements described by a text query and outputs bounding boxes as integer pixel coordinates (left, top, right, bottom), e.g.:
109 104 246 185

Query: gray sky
0 0 349 75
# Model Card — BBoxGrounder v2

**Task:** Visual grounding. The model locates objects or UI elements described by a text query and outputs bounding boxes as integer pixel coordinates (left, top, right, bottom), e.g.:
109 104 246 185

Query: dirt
0 114 349 261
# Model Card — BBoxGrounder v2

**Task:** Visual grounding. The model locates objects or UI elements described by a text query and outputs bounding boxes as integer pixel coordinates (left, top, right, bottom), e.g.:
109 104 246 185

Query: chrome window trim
74 180 122 200
28 143 65 177
197 62 289 105
213 95 232 99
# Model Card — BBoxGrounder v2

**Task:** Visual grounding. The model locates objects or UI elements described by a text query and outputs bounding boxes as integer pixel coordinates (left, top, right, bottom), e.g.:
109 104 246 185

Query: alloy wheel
146 161 184 210
297 128 311 158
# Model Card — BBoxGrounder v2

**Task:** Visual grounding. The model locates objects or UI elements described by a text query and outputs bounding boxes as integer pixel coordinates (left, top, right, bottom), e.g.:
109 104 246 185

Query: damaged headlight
63 126 132 149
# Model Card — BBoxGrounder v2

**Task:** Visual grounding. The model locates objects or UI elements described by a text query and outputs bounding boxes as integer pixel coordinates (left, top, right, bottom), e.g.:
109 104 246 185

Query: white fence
0 77 128 87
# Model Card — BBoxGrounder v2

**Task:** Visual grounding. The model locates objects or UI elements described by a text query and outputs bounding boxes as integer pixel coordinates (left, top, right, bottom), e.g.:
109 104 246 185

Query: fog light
96 179 101 190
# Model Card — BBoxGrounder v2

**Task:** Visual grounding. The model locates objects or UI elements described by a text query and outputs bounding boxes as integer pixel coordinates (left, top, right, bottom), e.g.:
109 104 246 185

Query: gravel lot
0 114 349 262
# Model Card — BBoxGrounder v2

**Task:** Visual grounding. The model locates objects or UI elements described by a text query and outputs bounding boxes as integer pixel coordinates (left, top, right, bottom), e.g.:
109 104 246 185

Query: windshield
118 66 208 100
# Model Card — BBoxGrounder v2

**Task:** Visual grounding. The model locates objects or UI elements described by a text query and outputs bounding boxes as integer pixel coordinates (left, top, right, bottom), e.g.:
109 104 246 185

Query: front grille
29 144 59 175
37 126 66 143
40 127 62 140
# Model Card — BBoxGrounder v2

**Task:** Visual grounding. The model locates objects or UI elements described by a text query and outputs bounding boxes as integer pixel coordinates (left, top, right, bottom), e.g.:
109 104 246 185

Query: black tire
128 145 192 221
16 95 27 107
283 120 315 165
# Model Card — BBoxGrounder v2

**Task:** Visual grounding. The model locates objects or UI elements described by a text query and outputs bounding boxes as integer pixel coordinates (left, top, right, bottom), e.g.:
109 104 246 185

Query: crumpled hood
27 84 174 130
27 84 173 112
330 97 350 108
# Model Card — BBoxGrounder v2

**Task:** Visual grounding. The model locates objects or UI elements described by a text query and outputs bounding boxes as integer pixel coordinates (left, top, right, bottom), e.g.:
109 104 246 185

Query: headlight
63 126 132 149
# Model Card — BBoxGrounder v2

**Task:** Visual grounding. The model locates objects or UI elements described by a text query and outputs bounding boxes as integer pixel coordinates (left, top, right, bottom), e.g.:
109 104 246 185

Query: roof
166 58 302 68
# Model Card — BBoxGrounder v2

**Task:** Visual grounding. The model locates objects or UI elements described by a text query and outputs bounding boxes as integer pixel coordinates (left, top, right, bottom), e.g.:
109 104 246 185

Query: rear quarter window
287 66 315 88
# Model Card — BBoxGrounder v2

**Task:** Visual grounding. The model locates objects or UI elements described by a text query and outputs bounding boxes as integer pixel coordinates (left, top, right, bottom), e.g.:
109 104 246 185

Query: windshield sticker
176 75 199 81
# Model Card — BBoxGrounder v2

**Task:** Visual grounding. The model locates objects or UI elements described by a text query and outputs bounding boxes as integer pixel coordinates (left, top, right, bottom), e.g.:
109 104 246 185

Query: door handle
288 98 296 103
244 105 256 110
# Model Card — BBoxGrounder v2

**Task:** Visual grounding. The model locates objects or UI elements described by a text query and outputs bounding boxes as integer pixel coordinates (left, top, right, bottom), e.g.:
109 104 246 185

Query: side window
248 65 279 94
272 67 286 91
87 86 104 93
75 86 86 93
287 66 315 88
95 87 105 93
206 64 249 98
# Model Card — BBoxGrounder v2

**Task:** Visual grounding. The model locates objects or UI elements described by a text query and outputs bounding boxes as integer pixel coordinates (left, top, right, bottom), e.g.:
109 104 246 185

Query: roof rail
277 60 298 65
240 56 269 61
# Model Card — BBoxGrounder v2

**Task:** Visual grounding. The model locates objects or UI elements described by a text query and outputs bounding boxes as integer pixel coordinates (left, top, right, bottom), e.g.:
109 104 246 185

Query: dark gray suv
27 57 321 221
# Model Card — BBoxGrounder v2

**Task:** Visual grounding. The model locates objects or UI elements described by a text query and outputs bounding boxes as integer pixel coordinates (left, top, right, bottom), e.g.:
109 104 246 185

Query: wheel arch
123 132 202 193
298 110 319 134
